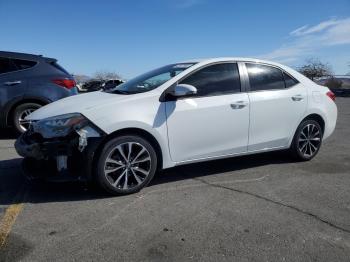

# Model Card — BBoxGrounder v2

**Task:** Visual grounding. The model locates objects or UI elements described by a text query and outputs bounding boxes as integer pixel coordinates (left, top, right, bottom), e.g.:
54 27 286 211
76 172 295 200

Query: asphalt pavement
0 98 349 261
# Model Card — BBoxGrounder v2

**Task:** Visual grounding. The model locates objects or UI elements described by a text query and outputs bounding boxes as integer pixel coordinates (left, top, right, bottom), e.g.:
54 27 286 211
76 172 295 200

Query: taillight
52 79 76 89
326 91 336 101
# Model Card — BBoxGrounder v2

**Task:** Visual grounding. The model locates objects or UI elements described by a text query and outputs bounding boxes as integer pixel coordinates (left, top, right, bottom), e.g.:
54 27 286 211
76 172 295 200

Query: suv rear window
12 59 37 70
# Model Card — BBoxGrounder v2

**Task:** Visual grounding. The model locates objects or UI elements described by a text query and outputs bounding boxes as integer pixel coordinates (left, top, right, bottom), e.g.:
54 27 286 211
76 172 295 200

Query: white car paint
27 57 338 169
247 82 308 151
166 92 250 162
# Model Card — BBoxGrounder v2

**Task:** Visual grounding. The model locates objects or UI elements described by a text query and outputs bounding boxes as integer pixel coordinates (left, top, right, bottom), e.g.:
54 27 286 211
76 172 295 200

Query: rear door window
12 59 37 70
0 57 17 74
246 63 285 91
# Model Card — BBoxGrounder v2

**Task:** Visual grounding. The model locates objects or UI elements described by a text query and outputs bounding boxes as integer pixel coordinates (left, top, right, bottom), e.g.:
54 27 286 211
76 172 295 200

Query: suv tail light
52 79 76 89
326 91 336 101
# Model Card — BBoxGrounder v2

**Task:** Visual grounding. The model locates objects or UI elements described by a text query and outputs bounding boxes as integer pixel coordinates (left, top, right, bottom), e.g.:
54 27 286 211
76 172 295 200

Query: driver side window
179 63 241 97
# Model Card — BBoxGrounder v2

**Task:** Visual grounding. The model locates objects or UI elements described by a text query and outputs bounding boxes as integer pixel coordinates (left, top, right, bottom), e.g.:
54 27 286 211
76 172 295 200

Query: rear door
165 63 250 162
244 63 307 151
0 57 30 110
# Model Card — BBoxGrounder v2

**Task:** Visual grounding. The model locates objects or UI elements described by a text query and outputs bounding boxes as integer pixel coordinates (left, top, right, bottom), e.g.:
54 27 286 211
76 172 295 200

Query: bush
325 77 343 89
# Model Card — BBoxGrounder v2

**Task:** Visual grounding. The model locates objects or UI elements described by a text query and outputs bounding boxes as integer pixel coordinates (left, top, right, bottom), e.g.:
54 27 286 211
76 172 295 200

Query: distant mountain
315 76 350 89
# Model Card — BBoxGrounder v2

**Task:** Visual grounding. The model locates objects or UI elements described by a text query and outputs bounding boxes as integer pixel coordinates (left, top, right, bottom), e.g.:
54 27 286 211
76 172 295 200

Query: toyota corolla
15 58 338 195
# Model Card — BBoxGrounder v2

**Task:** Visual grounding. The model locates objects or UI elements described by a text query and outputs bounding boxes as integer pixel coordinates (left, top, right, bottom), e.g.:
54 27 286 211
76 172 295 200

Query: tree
297 58 332 80
73 74 90 84
94 71 122 81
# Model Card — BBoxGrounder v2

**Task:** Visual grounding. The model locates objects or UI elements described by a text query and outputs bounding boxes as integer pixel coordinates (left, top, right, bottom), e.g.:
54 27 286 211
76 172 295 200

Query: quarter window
284 72 298 88
180 63 241 97
50 62 69 74
246 63 285 91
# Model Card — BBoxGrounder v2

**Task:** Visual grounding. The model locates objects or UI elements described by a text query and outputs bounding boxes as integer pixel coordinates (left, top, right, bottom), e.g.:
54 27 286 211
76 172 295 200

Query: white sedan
15 57 338 194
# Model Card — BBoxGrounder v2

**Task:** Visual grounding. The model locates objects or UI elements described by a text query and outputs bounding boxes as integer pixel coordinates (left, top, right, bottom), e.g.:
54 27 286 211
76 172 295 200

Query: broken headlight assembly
32 113 89 138
30 113 102 152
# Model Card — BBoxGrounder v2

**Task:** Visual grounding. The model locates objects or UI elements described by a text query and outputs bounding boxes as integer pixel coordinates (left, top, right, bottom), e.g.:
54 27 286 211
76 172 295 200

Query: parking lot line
0 185 27 249
0 203 24 248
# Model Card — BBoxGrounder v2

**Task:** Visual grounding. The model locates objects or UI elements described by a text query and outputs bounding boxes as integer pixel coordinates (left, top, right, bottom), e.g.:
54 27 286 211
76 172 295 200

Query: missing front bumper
15 132 104 182
15 134 77 160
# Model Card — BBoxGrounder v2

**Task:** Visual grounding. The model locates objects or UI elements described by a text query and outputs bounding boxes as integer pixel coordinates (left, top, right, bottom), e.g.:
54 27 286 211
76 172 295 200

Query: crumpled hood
27 91 130 120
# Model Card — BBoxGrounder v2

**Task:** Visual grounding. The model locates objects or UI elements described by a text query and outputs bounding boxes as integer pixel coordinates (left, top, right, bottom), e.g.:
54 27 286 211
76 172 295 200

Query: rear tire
12 102 42 134
290 119 323 161
95 135 158 195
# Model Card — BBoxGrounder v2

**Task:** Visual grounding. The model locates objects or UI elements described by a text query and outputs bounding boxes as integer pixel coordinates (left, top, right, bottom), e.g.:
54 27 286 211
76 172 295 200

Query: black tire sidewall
96 135 158 195
291 119 323 161
13 103 41 134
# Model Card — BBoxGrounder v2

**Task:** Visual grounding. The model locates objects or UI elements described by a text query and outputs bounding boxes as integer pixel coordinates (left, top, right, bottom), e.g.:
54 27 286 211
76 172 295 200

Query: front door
165 63 250 162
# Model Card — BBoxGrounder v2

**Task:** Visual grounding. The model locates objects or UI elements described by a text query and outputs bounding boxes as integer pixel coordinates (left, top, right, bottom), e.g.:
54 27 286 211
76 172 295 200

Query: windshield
106 63 195 94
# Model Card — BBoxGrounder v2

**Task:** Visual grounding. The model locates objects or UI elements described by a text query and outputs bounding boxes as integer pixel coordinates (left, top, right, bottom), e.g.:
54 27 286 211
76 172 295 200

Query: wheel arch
93 127 164 172
289 113 326 147
301 113 325 134
6 96 51 126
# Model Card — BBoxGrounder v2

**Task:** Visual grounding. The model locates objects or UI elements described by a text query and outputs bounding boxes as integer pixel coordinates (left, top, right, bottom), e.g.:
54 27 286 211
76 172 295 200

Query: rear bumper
15 133 103 182
323 100 338 140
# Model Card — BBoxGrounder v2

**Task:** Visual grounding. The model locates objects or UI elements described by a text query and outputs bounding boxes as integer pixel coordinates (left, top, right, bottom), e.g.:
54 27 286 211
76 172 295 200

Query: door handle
291 95 304 101
4 81 22 86
230 101 248 109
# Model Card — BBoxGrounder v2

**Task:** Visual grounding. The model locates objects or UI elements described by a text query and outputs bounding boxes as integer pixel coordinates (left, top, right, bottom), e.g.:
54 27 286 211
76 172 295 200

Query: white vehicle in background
15 57 337 195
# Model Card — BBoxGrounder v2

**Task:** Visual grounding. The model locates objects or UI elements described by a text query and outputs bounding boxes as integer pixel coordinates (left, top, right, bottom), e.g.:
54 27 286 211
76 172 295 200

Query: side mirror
169 84 197 98
160 84 197 102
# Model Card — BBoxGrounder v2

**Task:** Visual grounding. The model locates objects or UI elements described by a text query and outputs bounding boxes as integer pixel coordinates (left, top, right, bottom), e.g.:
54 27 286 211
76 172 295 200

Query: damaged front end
15 113 105 182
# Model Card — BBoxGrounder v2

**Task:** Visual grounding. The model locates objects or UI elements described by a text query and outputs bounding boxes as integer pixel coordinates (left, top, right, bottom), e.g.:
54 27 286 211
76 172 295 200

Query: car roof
179 57 315 85
0 51 56 62
180 57 285 67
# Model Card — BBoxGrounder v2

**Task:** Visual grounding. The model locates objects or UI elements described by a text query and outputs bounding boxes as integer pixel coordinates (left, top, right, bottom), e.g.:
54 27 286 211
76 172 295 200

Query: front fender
85 101 175 169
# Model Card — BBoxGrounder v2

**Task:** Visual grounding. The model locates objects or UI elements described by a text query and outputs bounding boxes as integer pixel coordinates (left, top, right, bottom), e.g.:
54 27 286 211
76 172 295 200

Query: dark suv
0 51 78 133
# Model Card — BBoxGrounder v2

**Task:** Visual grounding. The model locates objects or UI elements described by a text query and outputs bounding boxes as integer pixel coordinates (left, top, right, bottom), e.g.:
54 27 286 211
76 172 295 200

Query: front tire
290 119 323 161
95 135 158 195
12 102 42 134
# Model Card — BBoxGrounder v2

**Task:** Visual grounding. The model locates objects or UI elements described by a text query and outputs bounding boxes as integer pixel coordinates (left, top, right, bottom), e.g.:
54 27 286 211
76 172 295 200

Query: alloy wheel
18 107 37 132
103 142 152 190
297 123 321 158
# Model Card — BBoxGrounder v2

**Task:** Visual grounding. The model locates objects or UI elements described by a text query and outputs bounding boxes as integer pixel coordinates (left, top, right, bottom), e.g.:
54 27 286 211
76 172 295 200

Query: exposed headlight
33 113 89 138
41 113 87 128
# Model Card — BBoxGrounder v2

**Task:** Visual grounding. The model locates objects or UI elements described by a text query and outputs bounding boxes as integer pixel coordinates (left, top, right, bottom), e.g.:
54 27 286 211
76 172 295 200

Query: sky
1 0 349 79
